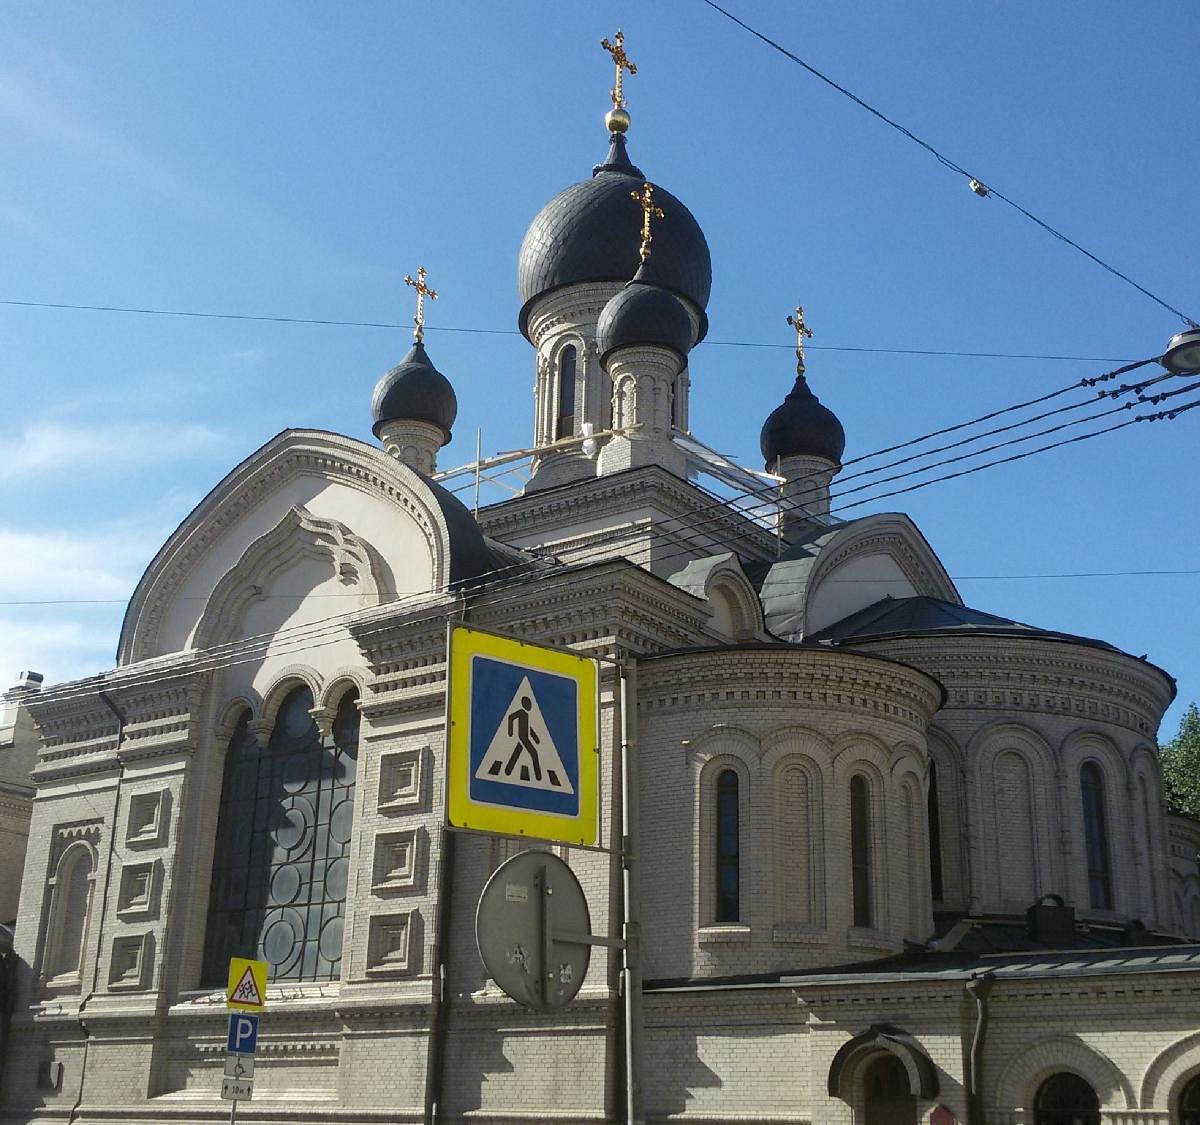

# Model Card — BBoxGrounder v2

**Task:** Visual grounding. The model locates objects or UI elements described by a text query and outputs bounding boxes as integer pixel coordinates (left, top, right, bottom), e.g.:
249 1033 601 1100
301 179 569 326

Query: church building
3 35 1200 1125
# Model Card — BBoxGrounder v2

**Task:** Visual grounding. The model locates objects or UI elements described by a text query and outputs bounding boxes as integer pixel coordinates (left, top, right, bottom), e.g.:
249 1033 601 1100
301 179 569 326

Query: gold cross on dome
787 305 814 371
601 30 637 108
630 182 665 263
403 266 438 342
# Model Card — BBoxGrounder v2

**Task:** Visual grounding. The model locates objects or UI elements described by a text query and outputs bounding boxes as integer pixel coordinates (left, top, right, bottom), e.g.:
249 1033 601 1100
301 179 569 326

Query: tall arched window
927 761 944 902
715 769 740 923
1033 1072 1099 1125
44 844 95 985
850 775 873 928
555 345 577 439
203 686 359 983
1080 762 1112 910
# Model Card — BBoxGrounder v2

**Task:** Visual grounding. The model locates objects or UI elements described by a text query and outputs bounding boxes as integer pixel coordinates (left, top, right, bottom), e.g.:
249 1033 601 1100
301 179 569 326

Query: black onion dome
517 133 712 340
760 374 846 467
371 340 457 443
596 271 693 366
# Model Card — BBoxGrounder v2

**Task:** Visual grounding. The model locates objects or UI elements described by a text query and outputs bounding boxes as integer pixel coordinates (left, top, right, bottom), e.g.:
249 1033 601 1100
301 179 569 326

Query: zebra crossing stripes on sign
446 626 598 845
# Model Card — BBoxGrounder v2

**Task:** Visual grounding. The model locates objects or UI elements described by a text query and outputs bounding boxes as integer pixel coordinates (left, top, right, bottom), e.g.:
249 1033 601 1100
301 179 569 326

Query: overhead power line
15 389 1200 709
0 298 1133 365
700 0 1199 330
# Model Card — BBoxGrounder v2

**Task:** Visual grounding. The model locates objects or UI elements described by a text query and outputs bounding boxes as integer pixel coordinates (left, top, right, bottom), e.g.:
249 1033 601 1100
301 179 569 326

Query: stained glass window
715 769 740 923
203 686 359 984
1080 762 1112 910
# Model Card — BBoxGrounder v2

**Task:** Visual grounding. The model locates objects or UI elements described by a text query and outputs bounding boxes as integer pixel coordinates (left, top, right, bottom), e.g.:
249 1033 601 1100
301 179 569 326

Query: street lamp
1160 327 1200 375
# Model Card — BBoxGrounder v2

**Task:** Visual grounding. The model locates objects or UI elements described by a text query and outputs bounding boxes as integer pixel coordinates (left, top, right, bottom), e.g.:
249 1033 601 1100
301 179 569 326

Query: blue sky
1 1 1197 737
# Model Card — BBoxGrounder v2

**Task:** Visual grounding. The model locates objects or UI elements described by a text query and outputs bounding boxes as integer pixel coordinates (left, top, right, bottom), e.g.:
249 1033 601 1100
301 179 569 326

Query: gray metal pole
619 659 645 1124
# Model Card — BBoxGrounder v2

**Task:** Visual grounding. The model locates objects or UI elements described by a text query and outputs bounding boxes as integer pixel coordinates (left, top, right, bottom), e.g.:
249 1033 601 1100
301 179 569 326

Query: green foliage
1160 703 1200 819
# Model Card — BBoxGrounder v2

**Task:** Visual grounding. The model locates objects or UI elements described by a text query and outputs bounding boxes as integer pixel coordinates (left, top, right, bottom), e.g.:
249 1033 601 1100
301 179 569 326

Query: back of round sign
475 850 591 1010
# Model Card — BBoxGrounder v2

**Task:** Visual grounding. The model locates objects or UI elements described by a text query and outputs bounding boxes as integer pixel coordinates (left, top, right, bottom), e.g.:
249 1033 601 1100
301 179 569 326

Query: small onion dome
596 267 693 367
517 132 711 341
760 374 846 467
370 340 458 443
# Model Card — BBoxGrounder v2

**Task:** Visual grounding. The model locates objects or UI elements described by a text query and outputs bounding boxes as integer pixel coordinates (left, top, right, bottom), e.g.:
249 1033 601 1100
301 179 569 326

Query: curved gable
118 429 484 665
802 513 959 637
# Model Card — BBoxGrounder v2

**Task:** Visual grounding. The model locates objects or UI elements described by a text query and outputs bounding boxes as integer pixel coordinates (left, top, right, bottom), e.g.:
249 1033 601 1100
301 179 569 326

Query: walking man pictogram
490 695 562 787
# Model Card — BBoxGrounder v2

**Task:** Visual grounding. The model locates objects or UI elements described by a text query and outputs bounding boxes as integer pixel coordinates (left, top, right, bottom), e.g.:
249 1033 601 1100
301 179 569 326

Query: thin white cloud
0 614 119 687
0 421 223 482
0 526 155 602
0 70 218 216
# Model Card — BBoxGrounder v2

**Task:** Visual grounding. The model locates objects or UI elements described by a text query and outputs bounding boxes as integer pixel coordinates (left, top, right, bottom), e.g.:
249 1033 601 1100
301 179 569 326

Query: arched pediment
828 1024 939 1100
667 552 766 641
119 429 496 665
802 514 959 637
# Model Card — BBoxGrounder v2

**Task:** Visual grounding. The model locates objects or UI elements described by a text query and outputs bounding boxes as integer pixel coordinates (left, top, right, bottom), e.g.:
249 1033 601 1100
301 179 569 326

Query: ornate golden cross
630 182 665 263
403 265 438 342
787 305 814 370
601 29 637 108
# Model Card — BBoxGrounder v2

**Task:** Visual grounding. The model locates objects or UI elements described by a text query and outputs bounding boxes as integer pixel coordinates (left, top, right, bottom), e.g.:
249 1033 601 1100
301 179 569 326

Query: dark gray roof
597 274 693 365
371 341 458 442
418 470 538 586
807 594 1120 652
760 372 846 466
517 133 711 339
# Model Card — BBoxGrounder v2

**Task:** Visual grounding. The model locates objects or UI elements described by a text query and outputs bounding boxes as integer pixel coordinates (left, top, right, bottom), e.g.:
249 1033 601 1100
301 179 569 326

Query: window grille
203 687 359 983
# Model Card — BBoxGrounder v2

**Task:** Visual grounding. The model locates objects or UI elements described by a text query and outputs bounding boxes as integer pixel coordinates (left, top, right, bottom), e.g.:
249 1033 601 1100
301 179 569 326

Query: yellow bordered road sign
226 957 268 1011
447 625 599 846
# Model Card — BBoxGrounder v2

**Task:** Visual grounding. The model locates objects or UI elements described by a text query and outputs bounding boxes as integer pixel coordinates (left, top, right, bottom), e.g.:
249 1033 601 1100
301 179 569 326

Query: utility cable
699 0 1198 329
21 387 1196 713
0 298 1135 365
13 384 1198 703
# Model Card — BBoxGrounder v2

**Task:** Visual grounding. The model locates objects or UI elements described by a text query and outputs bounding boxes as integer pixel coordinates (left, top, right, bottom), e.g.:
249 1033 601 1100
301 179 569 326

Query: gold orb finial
605 106 631 134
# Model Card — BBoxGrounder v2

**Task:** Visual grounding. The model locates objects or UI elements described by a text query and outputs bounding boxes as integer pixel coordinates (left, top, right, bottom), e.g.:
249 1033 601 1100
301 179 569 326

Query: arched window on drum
203 686 359 983
556 345 577 439
1080 762 1113 910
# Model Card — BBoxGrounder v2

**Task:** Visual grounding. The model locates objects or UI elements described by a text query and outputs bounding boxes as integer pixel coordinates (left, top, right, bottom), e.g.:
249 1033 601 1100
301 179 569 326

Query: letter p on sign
227 1013 259 1055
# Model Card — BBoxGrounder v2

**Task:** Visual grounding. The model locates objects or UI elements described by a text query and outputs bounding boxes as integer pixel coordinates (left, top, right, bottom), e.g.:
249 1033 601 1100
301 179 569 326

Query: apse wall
635 646 944 981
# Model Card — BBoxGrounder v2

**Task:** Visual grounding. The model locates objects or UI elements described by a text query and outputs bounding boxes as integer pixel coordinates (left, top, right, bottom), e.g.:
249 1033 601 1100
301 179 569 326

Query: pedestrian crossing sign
447 625 599 845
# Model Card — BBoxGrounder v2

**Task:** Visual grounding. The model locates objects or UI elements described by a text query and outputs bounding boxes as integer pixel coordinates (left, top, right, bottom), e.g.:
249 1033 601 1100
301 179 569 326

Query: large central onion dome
517 133 712 340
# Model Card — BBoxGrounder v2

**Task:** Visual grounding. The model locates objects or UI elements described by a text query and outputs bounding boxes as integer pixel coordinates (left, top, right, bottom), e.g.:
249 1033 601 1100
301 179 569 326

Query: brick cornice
843 634 1173 738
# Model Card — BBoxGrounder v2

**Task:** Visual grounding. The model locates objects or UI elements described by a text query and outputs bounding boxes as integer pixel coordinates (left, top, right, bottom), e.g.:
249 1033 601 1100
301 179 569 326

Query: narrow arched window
203 687 359 983
927 761 944 902
45 844 94 984
1033 1072 1099 1125
1080 762 1112 910
850 775 873 928
715 769 740 923
555 345 577 439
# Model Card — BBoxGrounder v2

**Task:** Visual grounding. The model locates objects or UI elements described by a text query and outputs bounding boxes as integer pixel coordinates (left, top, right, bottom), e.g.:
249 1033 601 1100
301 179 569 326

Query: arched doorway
1033 1072 1099 1125
1180 1071 1200 1125
863 1054 917 1125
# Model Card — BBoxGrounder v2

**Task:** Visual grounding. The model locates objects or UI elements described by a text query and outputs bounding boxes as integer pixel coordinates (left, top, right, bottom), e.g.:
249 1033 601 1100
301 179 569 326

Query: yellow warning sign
226 957 268 1011
447 625 599 845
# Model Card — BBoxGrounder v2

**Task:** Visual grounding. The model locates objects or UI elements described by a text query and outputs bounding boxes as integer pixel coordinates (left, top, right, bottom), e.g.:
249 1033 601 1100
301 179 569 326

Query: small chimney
1026 894 1076 946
